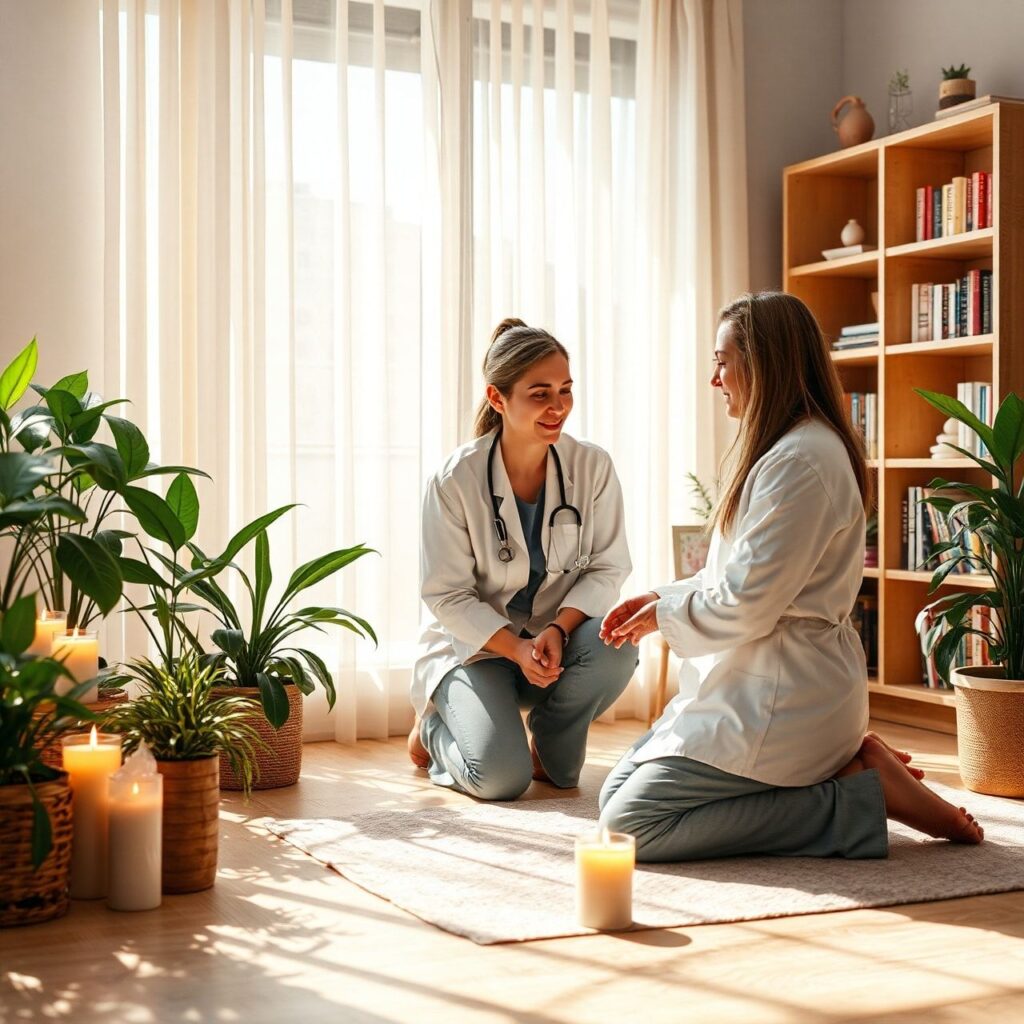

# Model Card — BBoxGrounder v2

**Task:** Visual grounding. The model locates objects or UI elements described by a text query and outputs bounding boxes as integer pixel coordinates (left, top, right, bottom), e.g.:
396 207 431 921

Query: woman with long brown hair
598 291 983 861
409 318 637 801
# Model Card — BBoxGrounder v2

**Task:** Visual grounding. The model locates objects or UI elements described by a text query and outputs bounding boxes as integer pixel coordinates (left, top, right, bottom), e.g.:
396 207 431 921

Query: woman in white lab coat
409 318 638 801
599 291 984 861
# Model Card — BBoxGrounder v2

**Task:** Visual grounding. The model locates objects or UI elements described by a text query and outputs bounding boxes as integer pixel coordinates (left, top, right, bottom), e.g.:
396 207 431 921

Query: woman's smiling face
711 321 748 419
489 351 574 444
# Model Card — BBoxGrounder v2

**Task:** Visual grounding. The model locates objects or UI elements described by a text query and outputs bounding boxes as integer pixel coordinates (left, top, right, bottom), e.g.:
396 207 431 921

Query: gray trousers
599 729 889 862
422 617 638 801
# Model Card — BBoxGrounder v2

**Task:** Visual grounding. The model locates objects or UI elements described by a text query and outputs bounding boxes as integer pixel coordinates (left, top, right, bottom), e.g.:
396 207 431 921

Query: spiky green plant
103 655 262 794
915 389 1024 682
685 472 717 524
942 64 971 80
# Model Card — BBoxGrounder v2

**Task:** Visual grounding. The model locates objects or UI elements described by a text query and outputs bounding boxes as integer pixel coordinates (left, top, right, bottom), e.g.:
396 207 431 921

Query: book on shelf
832 336 878 350
915 604 993 691
850 593 878 673
914 171 991 242
933 94 1023 120
820 243 876 261
903 485 987 573
843 391 877 459
909 271 992 342
956 382 993 457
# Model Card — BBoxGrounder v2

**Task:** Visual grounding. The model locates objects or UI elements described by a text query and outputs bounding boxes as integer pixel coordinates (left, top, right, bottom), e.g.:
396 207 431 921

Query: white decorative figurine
930 417 959 459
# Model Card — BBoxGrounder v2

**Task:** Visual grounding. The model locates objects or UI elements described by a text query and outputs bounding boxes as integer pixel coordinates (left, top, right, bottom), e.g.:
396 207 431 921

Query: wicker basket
214 684 303 790
157 755 220 893
36 688 129 771
0 775 74 927
951 666 1024 797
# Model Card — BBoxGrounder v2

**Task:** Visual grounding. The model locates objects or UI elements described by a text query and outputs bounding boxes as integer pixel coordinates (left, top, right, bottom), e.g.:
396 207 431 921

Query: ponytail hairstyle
713 291 871 537
472 318 569 438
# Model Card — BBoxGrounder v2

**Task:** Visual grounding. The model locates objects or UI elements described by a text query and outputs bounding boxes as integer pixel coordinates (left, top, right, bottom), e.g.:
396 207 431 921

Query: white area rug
266 783 1024 944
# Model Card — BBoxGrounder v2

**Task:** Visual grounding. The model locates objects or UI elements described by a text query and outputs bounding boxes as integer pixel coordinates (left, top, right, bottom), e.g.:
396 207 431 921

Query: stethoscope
487 430 590 573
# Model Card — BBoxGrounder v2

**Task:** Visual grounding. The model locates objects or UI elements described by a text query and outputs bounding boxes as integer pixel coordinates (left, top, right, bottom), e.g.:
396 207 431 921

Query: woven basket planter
36 689 129 771
157 755 220 894
214 684 303 790
951 666 1024 797
0 775 74 927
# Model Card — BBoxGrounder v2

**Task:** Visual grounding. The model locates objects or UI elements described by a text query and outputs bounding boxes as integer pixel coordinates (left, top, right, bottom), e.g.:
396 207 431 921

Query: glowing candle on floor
62 727 122 899
575 828 635 930
108 744 163 912
52 628 100 703
27 610 67 657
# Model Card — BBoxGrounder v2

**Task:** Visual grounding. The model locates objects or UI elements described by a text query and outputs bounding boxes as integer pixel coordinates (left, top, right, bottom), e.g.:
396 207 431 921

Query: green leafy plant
685 472 717 524
941 64 971 80
890 69 910 92
180 521 376 729
915 388 1024 682
0 594 97 867
0 338 208 627
102 654 262 794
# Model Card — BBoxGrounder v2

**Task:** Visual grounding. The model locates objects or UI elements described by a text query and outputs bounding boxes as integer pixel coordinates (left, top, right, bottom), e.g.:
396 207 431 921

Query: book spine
952 176 966 234
984 171 993 228
901 495 909 570
932 186 942 238
959 274 969 337
910 282 920 341
972 269 982 335
981 270 992 334
941 284 950 340
966 174 974 231
932 286 942 341
942 183 955 237
916 187 926 242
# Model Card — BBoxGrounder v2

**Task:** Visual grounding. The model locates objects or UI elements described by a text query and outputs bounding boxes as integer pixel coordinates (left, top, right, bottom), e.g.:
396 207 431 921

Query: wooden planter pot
215 684 304 791
939 78 976 109
951 666 1024 797
157 756 220 894
0 775 74 927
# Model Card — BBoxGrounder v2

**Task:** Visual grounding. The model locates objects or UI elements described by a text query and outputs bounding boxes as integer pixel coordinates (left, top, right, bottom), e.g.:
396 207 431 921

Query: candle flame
132 781 140 796
89 725 99 749
600 825 611 845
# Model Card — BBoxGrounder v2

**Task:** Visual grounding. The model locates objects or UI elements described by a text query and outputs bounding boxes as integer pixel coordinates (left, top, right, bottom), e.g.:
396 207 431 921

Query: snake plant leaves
106 416 151 479
0 338 38 411
166 472 200 542
56 534 123 615
124 486 187 550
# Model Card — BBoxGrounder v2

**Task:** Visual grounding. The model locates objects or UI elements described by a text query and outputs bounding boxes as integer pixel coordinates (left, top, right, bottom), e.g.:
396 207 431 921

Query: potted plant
102 654 261 893
888 69 912 133
916 387 1024 796
181 521 376 789
0 594 95 926
939 64 976 110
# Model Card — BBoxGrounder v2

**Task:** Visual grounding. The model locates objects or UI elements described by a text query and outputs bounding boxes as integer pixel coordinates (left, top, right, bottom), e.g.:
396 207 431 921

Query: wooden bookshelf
783 101 1024 732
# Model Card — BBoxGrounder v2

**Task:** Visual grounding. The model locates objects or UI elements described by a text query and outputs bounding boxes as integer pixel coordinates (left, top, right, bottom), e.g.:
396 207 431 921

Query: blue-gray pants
599 729 889 862
421 617 638 801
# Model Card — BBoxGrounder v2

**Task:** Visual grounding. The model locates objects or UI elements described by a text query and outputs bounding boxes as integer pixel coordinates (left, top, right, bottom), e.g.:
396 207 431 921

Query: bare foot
529 736 552 783
407 719 428 770
859 736 984 844
866 731 926 780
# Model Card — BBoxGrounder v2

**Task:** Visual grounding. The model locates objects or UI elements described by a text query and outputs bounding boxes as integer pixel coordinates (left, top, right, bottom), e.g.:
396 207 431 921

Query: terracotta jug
831 95 875 148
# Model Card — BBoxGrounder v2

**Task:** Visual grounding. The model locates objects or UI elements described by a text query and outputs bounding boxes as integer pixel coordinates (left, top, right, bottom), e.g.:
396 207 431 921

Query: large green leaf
283 545 375 602
294 605 377 644
0 338 38 411
212 628 246 659
1 594 37 655
61 442 127 492
123 486 187 550
105 417 151 478
51 371 88 400
57 534 123 614
297 648 337 708
0 495 86 527
216 505 297 565
256 671 290 729
253 530 272 633
136 464 211 480
916 389 999 470
166 473 200 542
42 389 82 435
117 556 169 589
10 405 53 452
0 452 55 502
993 392 1024 477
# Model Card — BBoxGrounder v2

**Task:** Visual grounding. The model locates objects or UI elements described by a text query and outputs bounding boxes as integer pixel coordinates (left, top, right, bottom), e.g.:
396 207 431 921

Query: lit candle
107 745 163 912
62 727 122 899
575 828 635 930
52 628 100 703
27 609 67 657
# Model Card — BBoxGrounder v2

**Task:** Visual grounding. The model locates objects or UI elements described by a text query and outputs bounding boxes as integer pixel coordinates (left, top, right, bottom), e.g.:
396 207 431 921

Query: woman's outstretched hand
600 591 660 648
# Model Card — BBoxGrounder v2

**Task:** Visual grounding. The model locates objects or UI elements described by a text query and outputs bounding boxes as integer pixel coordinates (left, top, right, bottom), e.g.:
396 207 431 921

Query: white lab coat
411 430 632 716
635 417 869 787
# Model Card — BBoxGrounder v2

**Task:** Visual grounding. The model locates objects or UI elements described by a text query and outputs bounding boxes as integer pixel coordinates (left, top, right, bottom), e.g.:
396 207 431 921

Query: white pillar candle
575 828 635 930
62 727 122 899
52 629 100 703
107 745 163 912
27 610 67 657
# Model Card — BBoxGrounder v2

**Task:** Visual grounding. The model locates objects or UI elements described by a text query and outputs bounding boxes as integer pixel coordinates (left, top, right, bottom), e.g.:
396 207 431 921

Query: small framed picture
672 525 710 581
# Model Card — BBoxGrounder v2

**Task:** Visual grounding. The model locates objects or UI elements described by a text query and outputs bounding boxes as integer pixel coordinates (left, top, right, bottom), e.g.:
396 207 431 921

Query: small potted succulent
938 64 976 110
916 387 1024 797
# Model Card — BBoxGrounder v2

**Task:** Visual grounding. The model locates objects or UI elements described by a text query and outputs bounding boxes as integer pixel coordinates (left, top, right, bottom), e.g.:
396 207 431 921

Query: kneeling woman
409 318 638 801
600 291 983 860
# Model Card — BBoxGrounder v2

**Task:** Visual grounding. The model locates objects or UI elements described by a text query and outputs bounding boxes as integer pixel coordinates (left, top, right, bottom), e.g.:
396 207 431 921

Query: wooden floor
3 720 1024 1023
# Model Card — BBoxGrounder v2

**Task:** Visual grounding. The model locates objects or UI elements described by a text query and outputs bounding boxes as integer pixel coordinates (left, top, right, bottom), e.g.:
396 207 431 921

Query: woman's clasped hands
600 591 661 648
516 625 566 688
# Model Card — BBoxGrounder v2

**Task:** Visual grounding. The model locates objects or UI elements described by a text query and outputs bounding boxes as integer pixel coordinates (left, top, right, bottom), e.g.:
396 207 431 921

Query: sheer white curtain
99 0 747 740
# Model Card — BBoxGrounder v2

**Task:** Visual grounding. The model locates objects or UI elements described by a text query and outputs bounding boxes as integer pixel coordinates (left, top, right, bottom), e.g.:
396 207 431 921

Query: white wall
743 0 1024 293
0 1 104 386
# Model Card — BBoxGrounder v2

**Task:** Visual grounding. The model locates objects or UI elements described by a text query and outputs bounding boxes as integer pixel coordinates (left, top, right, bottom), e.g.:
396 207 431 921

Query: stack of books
955 381 994 457
832 322 879 350
914 171 992 241
843 391 877 459
903 486 985 572
910 271 992 341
